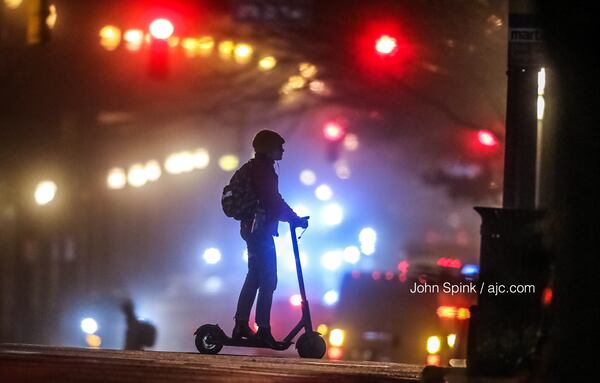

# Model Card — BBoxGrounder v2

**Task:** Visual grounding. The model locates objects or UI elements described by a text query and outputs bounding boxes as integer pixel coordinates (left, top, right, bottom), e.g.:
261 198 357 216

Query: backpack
221 162 258 220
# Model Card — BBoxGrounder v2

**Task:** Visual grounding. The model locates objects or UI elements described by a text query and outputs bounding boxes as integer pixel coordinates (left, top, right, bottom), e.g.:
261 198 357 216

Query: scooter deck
216 336 293 350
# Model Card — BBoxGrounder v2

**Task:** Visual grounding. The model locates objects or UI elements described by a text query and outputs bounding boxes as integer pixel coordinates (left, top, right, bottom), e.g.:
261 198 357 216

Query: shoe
256 326 285 350
231 320 255 340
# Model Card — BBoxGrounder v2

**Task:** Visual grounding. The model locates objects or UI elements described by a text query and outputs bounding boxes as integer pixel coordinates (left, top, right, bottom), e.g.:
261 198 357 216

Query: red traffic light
323 121 345 141
375 34 398 55
477 130 498 147
149 18 174 40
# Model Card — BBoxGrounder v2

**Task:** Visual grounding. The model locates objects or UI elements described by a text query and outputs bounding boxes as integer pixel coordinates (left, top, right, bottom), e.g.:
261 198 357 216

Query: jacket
240 154 298 237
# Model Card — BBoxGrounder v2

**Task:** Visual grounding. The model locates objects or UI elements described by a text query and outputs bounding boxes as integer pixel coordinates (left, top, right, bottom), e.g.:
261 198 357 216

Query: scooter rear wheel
296 331 326 359
194 324 224 354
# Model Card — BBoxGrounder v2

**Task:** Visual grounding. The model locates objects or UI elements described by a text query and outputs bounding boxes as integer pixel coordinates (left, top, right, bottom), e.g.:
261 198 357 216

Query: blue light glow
321 203 344 226
204 276 223 294
343 246 361 264
203 248 221 264
323 290 339 306
315 184 333 201
81 318 98 335
359 227 377 246
461 264 479 276
321 250 343 271
300 169 317 185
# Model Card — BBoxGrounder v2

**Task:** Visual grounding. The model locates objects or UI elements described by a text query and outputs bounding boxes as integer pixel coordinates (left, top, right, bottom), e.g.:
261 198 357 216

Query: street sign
233 0 312 24
508 14 545 68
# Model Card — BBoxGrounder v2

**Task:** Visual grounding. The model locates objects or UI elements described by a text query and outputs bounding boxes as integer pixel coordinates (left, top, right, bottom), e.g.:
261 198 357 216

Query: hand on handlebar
294 216 309 229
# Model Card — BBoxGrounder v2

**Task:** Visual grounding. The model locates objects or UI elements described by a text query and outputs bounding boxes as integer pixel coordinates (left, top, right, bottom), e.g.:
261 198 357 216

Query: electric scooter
194 219 326 358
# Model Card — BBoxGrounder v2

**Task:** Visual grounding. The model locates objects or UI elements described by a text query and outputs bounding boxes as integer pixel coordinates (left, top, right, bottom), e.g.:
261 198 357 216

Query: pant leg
234 256 259 321
254 236 277 327
234 236 260 321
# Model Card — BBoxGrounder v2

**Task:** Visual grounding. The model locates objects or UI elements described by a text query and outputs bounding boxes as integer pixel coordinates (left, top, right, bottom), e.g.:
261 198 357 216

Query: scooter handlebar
291 216 310 229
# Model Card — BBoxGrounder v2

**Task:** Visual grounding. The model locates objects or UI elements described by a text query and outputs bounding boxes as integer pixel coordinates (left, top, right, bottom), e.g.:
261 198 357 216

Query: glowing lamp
375 34 398 55
323 121 345 141
477 130 498 147
149 18 174 40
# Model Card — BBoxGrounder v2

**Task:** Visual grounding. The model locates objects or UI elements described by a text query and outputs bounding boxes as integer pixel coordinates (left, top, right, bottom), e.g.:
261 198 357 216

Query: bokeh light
34 180 57 205
258 56 277 71
99 25 121 51
321 203 344 226
81 318 98 335
300 169 317 185
315 184 333 201
323 290 339 306
203 248 222 264
127 164 147 187
218 155 239 171
107 168 127 190
321 250 343 271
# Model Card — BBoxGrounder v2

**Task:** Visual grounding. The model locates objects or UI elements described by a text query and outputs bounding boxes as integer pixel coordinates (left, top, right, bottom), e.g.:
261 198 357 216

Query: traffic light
322 121 346 162
374 34 398 56
356 21 414 79
147 18 174 79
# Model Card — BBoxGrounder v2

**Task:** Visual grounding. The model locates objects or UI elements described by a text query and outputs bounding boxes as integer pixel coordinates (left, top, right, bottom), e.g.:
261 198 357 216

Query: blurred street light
127 164 148 187
258 56 277 71
4 0 23 10
299 62 317 79
124 29 144 51
192 148 210 169
203 248 222 264
149 18 174 40
299 169 316 185
197 36 215 56
329 329 345 347
233 43 253 64
99 25 121 51
107 167 127 190
34 180 57 205
81 318 98 335
218 40 234 59
144 160 162 182
218 155 239 171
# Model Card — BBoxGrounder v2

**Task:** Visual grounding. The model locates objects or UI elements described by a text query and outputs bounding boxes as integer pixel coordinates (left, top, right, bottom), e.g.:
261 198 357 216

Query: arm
252 163 299 223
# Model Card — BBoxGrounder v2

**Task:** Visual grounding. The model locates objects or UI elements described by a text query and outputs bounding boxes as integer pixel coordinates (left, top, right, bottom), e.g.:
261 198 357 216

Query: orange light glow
456 307 471 320
426 354 441 366
437 306 457 319
437 305 470 320
99 25 121 51
327 347 343 360
124 29 144 51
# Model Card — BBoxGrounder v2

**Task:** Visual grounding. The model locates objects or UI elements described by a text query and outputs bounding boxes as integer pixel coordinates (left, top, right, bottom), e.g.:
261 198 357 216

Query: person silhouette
231 130 308 349
121 299 156 351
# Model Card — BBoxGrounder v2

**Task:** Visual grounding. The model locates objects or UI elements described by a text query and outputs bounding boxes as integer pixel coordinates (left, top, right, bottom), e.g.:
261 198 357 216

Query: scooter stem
290 223 313 331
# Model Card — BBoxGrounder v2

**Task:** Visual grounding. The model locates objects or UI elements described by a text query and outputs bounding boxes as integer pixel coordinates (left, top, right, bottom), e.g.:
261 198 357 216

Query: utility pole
503 0 545 208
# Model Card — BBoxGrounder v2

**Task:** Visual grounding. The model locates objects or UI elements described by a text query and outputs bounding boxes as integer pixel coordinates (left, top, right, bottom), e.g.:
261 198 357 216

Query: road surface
0 343 422 382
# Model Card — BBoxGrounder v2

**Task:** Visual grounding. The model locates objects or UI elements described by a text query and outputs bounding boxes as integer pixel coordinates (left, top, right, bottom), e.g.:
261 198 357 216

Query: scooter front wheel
296 331 326 359
194 324 224 355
